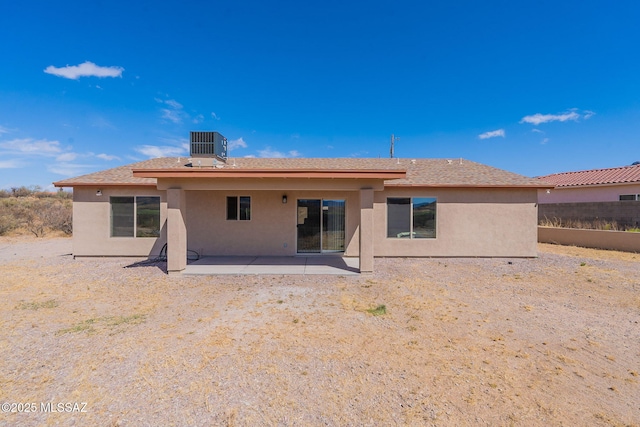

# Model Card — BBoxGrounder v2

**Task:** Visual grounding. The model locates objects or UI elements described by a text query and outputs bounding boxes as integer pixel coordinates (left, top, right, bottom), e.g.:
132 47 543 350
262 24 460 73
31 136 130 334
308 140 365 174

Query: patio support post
167 188 187 275
359 187 374 273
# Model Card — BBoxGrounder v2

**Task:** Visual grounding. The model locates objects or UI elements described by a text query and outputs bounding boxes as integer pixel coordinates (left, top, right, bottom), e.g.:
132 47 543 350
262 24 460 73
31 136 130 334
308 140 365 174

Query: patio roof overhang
132 168 407 180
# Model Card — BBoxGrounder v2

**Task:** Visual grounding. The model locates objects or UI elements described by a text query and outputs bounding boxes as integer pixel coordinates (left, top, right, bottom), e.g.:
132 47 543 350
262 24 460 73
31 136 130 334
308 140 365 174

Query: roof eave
53 182 157 188
385 183 554 189
132 168 407 180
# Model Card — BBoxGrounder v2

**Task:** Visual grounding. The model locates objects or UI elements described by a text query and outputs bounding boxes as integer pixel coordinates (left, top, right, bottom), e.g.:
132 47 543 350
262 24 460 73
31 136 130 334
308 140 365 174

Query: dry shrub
539 216 635 231
0 196 72 236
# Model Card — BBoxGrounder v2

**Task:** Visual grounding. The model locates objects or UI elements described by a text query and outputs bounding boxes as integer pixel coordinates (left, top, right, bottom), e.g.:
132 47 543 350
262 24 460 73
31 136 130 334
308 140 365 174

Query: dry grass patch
0 238 639 426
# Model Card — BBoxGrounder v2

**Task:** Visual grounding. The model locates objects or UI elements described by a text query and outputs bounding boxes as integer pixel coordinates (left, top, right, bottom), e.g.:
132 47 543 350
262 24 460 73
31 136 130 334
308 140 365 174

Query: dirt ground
0 236 638 426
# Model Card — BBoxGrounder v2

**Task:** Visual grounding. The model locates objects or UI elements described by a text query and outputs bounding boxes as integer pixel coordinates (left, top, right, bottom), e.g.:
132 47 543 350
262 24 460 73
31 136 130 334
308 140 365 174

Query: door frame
296 198 346 254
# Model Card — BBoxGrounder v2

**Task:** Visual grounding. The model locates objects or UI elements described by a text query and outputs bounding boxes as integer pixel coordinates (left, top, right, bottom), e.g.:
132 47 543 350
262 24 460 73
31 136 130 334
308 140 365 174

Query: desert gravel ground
0 236 638 426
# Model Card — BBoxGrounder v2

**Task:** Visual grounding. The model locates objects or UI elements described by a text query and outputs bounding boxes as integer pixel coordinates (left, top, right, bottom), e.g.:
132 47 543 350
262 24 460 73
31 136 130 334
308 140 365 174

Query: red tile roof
53 157 548 188
536 164 640 187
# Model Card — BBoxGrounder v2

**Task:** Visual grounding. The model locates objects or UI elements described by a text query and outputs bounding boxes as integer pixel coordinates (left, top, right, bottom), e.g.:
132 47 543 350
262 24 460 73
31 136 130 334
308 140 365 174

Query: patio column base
167 188 187 274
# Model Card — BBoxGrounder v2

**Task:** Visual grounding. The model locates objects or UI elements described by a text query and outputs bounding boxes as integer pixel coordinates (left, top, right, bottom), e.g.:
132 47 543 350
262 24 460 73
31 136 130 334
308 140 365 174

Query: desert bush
0 196 72 236
43 199 73 235
0 214 18 235
55 189 72 200
539 216 640 232
11 186 36 198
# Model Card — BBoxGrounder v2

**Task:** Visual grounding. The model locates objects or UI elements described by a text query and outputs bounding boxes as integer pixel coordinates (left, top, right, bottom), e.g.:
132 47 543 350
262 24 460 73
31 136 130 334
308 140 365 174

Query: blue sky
1 1 640 189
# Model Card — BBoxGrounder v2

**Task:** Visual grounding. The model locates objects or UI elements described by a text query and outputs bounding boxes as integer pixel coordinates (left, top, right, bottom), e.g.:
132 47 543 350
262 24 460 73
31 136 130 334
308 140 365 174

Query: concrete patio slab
183 256 360 275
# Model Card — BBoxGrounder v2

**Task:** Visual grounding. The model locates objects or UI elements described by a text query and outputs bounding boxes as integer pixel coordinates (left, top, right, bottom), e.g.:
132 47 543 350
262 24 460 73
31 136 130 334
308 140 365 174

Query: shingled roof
53 157 547 188
536 164 640 187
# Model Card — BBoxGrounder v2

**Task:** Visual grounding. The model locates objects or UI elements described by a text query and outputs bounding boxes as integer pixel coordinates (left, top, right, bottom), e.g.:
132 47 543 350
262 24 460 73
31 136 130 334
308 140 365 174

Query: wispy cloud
0 125 9 134
257 147 301 158
0 138 63 154
0 134 123 178
56 153 78 162
161 109 183 124
47 163 95 176
531 129 544 134
164 99 182 109
520 109 594 125
44 61 124 80
135 145 188 158
348 150 369 157
156 98 186 124
96 153 120 161
90 116 116 129
211 112 220 120
541 138 550 145
478 129 505 140
0 159 22 169
228 137 247 151
192 114 204 124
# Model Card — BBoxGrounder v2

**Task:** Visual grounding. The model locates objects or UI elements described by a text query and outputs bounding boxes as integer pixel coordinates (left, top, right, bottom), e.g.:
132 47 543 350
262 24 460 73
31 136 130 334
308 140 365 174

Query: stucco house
53 135 548 274
536 163 640 230
537 163 640 203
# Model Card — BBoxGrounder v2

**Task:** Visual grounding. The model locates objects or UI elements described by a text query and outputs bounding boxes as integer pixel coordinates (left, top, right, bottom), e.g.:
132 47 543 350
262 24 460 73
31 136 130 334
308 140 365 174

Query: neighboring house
536 164 640 229
54 137 548 274
537 164 640 203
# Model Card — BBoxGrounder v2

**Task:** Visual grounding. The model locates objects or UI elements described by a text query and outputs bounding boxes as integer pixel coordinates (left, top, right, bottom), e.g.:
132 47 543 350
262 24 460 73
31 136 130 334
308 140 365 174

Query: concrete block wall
538 202 640 228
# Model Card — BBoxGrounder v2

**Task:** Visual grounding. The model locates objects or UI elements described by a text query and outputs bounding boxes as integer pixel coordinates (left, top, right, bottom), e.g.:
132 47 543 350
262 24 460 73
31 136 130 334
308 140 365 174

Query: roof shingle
53 157 547 188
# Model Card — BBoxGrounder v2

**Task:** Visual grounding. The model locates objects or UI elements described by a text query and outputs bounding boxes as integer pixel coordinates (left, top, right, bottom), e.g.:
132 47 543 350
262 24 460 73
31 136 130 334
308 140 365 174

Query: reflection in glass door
297 199 345 253
322 200 345 252
297 199 321 253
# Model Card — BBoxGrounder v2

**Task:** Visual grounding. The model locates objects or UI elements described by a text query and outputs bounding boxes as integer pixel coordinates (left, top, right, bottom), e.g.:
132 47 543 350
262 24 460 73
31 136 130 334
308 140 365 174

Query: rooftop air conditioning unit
190 131 227 160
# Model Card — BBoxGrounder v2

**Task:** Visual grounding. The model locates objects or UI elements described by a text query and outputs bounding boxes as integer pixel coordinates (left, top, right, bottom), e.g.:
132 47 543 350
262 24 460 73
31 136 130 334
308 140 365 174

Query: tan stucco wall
538 183 640 203
374 188 539 257
71 184 539 259
538 226 640 252
72 187 167 257
185 190 361 257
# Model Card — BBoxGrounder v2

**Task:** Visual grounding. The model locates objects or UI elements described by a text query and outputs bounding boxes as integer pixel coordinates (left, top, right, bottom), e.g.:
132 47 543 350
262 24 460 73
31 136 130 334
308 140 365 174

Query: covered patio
183 255 360 275
131 164 406 276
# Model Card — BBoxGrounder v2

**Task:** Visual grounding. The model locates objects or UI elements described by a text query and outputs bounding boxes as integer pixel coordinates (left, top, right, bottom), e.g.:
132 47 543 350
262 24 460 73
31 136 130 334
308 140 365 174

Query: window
387 197 436 238
110 196 160 237
619 194 639 201
227 196 251 220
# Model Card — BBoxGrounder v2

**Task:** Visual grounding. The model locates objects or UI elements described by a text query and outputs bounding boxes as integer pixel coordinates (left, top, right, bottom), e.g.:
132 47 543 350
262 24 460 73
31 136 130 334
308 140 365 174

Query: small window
111 197 135 237
110 196 160 237
387 197 436 239
227 196 251 220
619 194 638 201
387 198 411 238
136 197 161 237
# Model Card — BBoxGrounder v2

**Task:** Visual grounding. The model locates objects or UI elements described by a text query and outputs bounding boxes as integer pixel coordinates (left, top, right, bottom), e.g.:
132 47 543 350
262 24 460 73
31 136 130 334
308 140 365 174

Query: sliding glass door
297 199 345 253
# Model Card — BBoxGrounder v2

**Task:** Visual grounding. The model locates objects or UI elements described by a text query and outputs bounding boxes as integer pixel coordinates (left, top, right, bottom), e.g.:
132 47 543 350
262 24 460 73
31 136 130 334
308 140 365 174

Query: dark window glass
619 194 637 201
227 196 238 220
239 196 251 221
136 197 160 237
413 198 437 238
387 198 411 238
111 197 134 237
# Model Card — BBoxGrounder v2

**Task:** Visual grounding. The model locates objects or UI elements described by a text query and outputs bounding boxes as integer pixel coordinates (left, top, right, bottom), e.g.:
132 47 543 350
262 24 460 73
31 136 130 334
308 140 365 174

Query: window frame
110 196 161 238
226 196 251 221
386 196 437 239
619 194 639 201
